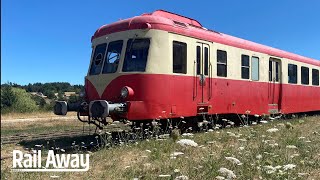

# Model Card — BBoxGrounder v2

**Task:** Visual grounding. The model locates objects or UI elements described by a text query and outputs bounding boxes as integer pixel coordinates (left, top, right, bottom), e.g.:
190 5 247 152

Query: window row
172 41 260 80
172 41 319 86
89 39 150 75
288 64 319 86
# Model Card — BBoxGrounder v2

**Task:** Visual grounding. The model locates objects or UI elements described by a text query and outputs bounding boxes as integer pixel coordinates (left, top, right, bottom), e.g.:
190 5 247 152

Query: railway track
3 113 311 146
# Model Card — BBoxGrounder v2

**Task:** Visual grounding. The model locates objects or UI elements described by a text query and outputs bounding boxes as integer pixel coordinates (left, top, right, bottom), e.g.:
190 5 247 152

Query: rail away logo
12 150 89 172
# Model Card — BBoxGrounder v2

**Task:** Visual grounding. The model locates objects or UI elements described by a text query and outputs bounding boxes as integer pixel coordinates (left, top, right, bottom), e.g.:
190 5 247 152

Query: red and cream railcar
55 10 320 123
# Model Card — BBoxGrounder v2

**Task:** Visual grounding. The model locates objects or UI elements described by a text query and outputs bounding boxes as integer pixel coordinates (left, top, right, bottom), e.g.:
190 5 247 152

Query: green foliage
1 86 17 108
68 94 81 103
31 95 47 107
57 92 65 101
1 82 84 98
11 88 39 113
46 91 56 99
1 82 84 114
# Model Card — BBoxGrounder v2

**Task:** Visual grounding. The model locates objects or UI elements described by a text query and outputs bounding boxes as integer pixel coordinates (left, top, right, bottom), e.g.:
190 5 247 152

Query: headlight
120 87 129 99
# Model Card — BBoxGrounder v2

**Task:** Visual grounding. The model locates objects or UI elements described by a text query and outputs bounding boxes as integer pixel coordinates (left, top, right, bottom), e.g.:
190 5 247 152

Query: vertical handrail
268 70 271 102
193 60 197 100
209 62 212 100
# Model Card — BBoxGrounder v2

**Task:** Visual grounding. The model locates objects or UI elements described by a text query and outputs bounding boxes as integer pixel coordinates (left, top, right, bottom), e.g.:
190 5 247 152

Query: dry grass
1 113 83 137
1 112 77 120
1 116 320 179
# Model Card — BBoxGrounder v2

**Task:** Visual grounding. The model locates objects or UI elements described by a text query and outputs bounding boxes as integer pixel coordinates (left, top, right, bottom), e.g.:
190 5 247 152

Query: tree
46 91 56 99
1 86 17 108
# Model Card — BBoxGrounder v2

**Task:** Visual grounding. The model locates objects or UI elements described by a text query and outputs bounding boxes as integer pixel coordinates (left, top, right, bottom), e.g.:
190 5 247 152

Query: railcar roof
92 10 319 66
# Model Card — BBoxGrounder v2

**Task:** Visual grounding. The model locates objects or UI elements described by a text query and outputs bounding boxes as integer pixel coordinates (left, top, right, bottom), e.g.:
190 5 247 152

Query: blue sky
2 0 320 85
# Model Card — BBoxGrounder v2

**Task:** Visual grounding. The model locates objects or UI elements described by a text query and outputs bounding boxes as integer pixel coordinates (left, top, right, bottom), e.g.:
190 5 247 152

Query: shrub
12 88 39 113
68 94 81 103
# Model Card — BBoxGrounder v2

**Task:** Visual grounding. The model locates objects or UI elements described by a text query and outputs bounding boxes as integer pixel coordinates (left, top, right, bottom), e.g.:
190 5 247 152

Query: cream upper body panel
87 28 319 94
168 31 319 85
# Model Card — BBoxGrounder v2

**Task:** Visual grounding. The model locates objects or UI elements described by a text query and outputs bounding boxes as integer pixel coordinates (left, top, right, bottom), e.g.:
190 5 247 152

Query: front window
89 44 107 75
102 40 123 74
122 39 150 72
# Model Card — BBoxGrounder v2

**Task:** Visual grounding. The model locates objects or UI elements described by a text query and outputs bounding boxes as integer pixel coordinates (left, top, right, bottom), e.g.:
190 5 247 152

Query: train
54 10 320 129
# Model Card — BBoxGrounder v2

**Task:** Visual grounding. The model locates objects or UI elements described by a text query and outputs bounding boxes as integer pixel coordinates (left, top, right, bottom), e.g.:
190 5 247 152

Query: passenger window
217 50 227 77
269 61 273 81
288 64 298 84
122 39 150 72
251 56 259 81
301 66 309 85
275 61 280 82
89 43 107 75
173 41 187 74
312 69 319 86
196 46 201 75
204 47 209 76
102 40 123 74
241 55 250 79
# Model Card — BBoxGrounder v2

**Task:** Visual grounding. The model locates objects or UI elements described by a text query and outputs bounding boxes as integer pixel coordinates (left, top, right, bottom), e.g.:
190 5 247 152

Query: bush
1 87 39 114
68 95 81 103
40 102 54 112
31 95 47 107
12 88 39 113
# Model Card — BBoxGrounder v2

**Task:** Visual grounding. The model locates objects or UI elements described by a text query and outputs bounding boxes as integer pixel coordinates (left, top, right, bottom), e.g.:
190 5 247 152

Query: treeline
1 86 51 114
1 82 84 114
2 82 84 99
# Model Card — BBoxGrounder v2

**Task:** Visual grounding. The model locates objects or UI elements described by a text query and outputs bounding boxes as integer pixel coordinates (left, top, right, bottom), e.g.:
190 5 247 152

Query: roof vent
150 10 202 28
173 21 187 27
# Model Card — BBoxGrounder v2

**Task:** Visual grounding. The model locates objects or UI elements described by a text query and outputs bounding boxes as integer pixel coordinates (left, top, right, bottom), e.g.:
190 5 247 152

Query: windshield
89 43 107 75
102 40 123 74
122 39 150 72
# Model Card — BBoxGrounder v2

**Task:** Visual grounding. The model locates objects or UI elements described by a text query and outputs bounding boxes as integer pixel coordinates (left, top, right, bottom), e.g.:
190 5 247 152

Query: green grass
1 116 320 179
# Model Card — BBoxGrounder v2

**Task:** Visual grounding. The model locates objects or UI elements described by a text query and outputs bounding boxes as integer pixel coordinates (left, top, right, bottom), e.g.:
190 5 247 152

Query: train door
194 42 211 107
268 57 281 114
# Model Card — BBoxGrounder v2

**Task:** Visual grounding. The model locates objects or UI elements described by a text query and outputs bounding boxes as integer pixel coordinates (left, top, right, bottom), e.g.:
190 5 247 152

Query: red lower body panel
85 74 320 120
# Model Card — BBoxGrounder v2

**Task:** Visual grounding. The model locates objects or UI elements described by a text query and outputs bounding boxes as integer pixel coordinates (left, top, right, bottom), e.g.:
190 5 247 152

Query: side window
288 64 298 84
173 41 187 74
196 46 201 75
275 61 280 82
312 69 319 86
89 43 107 75
251 56 259 81
241 55 250 79
102 40 123 74
204 47 209 76
217 50 227 77
301 66 309 85
269 60 273 81
122 39 150 72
